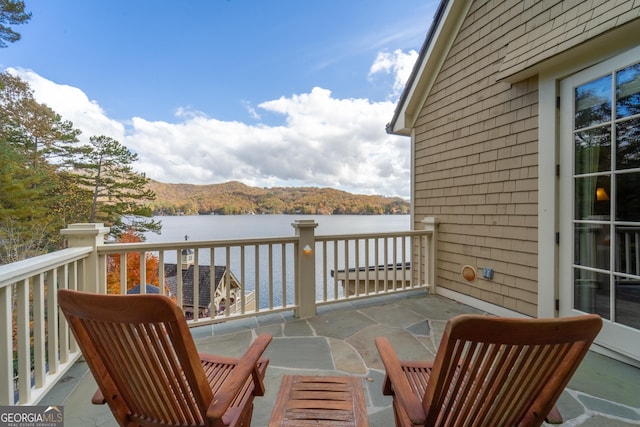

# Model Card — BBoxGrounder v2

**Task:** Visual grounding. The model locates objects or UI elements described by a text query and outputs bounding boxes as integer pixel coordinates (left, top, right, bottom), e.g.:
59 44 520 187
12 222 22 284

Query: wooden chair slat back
424 314 602 427
58 290 214 426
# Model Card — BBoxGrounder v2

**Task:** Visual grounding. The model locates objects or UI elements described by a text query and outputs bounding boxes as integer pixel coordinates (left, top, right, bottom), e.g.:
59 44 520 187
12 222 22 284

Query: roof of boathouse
127 284 161 294
164 264 227 309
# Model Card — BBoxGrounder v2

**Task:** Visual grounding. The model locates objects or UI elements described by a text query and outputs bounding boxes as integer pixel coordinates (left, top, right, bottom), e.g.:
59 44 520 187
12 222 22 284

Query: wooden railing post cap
291 220 318 229
420 217 438 227
61 223 111 236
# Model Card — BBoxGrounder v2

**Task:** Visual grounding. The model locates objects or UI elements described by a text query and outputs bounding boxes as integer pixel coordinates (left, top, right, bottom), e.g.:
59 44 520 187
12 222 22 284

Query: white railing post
292 220 318 318
421 217 438 293
0 284 11 405
60 223 110 294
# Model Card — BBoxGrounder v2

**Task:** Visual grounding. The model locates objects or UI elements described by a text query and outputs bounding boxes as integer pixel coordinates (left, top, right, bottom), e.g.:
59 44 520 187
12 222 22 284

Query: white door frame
539 45 640 366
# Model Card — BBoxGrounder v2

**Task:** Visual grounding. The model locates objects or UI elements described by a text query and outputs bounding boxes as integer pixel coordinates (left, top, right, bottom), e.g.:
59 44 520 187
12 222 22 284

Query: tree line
0 71 159 264
147 180 410 216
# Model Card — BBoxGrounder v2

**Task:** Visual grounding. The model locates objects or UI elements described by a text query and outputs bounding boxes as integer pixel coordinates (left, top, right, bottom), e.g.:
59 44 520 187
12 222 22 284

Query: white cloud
368 49 419 99
242 100 261 120
6 54 415 198
5 67 125 143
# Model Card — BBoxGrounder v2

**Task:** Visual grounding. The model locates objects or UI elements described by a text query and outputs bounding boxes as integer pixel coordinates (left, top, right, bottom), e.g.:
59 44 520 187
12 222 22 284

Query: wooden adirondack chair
376 314 602 427
58 289 272 427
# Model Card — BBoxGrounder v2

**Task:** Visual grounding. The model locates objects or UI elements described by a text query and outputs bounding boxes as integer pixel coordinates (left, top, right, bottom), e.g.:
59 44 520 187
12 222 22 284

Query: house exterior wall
412 0 639 317
413 1 541 316
498 0 640 82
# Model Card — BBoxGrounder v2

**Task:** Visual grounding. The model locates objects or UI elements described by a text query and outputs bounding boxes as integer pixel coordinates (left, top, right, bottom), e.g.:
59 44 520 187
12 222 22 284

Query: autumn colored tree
106 229 160 294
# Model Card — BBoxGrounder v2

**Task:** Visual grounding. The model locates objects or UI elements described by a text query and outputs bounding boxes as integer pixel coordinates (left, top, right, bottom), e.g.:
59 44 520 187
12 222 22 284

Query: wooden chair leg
545 405 563 424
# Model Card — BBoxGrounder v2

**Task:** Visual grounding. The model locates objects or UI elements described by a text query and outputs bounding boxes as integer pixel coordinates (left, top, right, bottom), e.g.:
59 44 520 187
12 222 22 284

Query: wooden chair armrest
381 359 434 396
206 333 272 420
375 337 426 426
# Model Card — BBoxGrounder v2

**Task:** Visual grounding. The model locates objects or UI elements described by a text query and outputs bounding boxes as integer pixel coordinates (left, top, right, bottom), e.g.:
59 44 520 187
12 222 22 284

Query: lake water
145 214 410 242
144 215 411 307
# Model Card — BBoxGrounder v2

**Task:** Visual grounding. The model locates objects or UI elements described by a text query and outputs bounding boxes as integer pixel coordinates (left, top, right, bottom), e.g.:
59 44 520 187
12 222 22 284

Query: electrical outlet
481 268 494 280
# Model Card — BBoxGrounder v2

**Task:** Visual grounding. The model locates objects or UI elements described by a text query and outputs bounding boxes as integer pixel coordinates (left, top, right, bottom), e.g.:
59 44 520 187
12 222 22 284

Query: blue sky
2 0 439 198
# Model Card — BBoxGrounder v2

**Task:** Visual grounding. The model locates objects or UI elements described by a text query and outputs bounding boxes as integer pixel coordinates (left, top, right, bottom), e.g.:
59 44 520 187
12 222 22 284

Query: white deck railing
0 217 437 406
0 247 92 406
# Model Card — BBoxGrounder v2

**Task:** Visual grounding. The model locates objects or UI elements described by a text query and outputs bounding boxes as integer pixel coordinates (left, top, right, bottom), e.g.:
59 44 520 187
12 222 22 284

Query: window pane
616 172 640 221
574 268 610 319
616 63 640 119
575 75 612 129
615 226 640 275
616 278 640 329
574 126 611 174
574 223 610 270
575 175 610 220
616 117 640 170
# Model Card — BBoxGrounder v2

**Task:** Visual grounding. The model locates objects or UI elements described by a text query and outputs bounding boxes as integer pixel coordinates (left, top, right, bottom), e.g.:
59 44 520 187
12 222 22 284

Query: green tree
71 135 161 237
0 0 30 48
0 138 54 263
48 170 94 229
0 72 87 260
0 71 30 135
0 72 82 167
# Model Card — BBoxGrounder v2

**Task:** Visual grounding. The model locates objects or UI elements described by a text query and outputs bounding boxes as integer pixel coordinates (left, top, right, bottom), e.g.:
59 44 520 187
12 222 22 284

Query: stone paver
328 337 368 374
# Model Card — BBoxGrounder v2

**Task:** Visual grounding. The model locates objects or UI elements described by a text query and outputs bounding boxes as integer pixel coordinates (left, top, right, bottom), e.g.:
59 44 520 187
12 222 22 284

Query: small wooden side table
268 375 369 426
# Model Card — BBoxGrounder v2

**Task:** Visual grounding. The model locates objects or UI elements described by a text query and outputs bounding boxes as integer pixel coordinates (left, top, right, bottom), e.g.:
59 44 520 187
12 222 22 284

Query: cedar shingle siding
498 0 640 81
412 0 638 316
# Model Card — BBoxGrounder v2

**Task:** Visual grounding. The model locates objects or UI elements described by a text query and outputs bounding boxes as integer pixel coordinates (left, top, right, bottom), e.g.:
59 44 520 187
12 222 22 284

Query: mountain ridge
146 180 410 216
